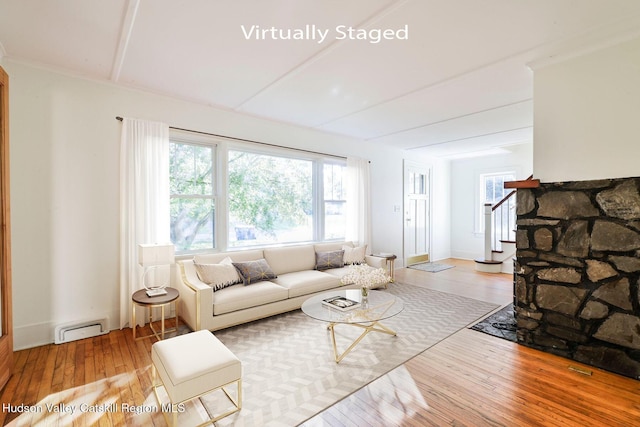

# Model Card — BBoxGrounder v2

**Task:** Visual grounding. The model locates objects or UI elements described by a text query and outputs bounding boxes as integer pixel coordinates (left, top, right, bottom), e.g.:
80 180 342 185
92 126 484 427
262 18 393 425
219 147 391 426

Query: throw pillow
343 245 367 265
232 258 277 285
315 250 345 271
194 257 242 292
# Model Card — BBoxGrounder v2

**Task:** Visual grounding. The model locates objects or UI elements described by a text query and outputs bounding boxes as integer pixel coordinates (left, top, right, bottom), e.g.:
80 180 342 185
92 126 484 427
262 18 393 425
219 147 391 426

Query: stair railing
491 190 517 251
483 175 536 261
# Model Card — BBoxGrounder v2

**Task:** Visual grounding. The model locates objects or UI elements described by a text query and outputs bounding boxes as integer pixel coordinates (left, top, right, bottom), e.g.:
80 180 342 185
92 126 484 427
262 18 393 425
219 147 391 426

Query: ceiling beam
111 0 140 82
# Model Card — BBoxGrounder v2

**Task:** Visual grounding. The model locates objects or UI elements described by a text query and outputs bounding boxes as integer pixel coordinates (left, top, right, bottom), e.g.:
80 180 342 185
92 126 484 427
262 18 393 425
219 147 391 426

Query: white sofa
175 242 387 332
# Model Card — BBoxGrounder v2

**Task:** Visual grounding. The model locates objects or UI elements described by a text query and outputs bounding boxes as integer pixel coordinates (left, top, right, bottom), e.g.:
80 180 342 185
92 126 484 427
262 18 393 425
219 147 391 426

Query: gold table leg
132 301 179 341
328 321 397 363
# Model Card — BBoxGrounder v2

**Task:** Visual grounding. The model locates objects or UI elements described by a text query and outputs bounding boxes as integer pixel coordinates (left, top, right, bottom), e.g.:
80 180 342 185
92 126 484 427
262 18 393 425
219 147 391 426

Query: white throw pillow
343 245 367 265
194 256 242 291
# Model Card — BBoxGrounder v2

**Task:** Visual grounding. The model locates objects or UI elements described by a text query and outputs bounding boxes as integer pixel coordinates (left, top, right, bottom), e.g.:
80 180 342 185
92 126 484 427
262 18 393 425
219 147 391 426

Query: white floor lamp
138 243 175 297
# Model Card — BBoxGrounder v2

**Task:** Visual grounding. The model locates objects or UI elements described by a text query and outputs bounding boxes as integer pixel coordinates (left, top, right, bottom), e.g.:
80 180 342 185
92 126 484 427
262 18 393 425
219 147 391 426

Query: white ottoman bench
151 330 242 426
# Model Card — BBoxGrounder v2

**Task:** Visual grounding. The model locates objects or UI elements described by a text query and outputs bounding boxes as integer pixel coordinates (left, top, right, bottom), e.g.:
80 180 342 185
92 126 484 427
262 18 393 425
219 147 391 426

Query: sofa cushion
213 281 289 315
193 257 242 291
323 266 351 280
315 250 344 271
263 245 316 275
343 245 367 265
272 270 342 298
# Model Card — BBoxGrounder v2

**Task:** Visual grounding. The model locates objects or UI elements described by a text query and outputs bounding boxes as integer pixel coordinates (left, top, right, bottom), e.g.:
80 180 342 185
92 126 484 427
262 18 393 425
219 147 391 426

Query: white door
403 161 431 266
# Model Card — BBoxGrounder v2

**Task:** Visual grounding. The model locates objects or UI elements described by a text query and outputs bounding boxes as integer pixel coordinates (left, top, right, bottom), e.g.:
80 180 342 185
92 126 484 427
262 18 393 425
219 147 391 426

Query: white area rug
184 283 498 426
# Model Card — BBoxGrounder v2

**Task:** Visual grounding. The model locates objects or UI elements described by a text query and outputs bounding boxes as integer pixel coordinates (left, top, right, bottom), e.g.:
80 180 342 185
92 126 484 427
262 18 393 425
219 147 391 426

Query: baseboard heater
54 318 109 344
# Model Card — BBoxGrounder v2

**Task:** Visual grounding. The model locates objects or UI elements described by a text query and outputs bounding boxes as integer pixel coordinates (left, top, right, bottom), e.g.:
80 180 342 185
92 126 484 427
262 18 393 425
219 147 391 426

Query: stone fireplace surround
515 176 640 379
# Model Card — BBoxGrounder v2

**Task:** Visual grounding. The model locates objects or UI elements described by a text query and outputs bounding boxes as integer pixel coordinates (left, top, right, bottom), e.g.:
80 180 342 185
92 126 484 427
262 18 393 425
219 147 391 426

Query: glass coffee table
301 289 404 363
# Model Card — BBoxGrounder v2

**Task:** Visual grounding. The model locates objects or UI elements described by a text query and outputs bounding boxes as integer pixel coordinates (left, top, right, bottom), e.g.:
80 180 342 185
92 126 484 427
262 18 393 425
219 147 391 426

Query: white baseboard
450 250 477 260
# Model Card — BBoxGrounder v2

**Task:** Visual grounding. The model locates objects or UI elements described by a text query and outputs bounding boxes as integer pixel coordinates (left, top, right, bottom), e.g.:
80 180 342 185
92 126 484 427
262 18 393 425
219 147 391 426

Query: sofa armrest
365 255 386 269
176 260 213 331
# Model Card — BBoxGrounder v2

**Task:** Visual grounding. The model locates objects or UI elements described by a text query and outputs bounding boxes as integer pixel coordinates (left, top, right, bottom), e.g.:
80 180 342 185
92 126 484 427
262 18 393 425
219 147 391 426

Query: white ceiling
1 0 640 157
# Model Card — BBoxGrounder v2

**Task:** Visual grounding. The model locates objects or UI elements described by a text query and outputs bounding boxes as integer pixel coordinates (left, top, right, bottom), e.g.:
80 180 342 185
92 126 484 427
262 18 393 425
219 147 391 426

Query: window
323 162 347 239
482 172 515 205
169 141 216 252
169 132 347 253
227 149 346 247
478 171 516 232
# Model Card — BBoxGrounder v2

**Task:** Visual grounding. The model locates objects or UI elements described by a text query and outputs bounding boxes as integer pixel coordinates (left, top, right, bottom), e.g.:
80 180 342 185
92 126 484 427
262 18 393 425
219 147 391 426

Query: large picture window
169 135 346 253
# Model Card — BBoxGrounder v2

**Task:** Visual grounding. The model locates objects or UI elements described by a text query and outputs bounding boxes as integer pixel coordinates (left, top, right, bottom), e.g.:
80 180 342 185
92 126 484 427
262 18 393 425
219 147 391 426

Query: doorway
403 161 431 266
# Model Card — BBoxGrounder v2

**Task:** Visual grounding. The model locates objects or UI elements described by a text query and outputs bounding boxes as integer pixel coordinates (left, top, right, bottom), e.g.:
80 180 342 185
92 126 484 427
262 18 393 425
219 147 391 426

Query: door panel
403 161 430 266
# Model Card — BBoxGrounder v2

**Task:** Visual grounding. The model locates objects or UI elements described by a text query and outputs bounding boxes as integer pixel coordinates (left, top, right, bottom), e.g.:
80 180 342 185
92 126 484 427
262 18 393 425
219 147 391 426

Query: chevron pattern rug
179 283 497 426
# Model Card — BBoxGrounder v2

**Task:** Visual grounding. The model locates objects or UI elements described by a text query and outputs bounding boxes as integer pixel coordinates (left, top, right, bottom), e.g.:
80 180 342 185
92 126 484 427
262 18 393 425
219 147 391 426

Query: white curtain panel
119 118 170 328
345 157 372 247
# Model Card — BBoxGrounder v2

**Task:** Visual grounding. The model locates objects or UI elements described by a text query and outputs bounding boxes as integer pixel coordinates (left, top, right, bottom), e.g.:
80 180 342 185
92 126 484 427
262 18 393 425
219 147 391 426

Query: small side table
372 254 397 284
132 287 180 341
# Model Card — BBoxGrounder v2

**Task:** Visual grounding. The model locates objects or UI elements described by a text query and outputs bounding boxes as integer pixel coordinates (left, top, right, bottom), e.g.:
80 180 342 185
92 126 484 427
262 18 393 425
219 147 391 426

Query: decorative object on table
341 264 391 297
321 295 360 311
138 243 175 296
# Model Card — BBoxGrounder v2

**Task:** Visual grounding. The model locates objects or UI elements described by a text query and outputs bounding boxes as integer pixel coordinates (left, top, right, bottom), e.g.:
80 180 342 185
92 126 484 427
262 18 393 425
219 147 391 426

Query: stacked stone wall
516 177 640 379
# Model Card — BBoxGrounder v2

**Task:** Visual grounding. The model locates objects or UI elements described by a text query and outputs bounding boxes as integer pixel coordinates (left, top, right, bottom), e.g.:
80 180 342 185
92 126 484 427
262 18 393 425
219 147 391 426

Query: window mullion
314 161 323 242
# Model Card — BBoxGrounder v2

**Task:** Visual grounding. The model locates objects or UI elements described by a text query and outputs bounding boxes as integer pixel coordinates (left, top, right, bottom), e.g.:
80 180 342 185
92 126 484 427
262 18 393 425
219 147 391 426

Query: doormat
469 303 516 342
408 262 455 273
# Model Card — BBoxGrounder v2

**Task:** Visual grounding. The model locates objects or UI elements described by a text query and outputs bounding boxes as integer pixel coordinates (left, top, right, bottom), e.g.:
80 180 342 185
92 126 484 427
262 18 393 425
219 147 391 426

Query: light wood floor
1 259 639 426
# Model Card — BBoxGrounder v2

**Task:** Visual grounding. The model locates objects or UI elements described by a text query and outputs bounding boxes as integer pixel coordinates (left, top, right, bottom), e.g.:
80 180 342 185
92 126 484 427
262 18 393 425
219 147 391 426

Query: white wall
426 157 451 262
449 143 533 260
533 36 640 182
3 60 425 349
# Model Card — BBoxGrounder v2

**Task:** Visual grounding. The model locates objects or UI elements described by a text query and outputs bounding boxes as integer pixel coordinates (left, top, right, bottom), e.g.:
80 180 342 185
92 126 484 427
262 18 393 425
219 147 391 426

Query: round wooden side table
131 287 179 341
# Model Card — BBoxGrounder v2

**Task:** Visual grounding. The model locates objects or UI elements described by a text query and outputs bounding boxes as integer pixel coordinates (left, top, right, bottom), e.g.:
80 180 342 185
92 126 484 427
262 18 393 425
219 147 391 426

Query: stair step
500 240 516 244
474 258 503 273
474 258 502 265
492 249 504 254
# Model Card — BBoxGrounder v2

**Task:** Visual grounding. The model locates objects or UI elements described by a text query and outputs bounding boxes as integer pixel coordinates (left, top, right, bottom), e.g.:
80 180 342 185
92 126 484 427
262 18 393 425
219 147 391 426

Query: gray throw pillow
315 250 345 271
232 258 277 285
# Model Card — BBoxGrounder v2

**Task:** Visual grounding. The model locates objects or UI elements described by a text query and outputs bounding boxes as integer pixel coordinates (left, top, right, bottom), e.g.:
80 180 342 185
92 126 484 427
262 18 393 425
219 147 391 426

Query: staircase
474 178 530 274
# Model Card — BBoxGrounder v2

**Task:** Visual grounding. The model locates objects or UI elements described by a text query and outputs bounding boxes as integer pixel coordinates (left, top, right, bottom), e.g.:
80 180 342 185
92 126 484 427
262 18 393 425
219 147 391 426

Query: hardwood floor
1 259 639 426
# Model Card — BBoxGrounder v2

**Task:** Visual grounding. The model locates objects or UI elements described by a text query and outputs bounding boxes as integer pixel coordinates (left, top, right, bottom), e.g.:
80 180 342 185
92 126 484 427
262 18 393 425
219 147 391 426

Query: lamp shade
138 243 175 267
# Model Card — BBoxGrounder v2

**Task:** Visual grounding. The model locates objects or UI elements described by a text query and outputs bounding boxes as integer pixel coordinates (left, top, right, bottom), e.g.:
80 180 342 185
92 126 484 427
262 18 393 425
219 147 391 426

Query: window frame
225 143 347 249
169 131 219 255
169 132 347 255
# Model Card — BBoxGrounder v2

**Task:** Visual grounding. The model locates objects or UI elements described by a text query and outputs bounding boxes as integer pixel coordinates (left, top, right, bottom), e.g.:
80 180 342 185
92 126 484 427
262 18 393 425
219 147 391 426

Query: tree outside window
169 139 347 253
170 142 215 252
228 150 313 247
